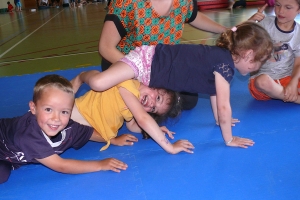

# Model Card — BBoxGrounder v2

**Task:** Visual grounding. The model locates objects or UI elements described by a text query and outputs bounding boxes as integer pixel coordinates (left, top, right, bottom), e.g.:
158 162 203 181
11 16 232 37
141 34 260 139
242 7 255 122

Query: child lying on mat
70 76 194 152
72 21 273 148
0 75 127 184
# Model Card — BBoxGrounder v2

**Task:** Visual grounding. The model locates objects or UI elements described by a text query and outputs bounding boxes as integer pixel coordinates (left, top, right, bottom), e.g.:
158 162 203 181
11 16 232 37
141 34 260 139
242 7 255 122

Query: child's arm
210 95 240 126
126 119 175 139
90 128 138 147
119 87 194 154
36 130 128 173
36 154 127 174
214 72 254 148
283 57 300 102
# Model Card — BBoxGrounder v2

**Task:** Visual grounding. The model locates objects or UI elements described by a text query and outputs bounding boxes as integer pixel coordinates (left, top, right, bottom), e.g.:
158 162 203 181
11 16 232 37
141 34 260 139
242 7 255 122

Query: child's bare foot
70 72 84 93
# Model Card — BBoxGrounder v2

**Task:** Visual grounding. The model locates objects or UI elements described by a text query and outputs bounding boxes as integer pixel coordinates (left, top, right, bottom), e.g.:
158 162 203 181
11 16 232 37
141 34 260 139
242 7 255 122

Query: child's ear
245 49 254 62
29 101 36 114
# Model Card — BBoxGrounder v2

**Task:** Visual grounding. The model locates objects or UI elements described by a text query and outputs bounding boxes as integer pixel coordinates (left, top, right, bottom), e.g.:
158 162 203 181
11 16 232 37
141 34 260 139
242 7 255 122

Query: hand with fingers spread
171 140 195 154
110 134 138 146
216 118 240 127
160 126 175 139
225 136 254 148
98 158 128 172
248 3 267 22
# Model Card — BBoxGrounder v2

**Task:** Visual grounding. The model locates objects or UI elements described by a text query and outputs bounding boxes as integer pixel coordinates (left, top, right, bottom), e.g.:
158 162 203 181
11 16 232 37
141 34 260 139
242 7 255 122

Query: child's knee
254 74 275 92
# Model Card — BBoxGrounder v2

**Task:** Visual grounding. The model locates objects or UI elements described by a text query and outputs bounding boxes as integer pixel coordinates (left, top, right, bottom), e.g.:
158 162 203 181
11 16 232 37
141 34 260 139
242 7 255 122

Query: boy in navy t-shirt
0 74 127 184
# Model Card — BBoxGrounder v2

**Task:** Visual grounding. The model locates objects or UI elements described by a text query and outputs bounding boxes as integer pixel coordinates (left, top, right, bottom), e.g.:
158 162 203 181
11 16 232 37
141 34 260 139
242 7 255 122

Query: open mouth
48 124 60 130
141 95 148 106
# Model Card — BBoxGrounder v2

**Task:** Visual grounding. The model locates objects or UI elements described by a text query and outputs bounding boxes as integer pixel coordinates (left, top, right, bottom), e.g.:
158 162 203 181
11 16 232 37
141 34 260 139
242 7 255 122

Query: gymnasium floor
1 3 300 200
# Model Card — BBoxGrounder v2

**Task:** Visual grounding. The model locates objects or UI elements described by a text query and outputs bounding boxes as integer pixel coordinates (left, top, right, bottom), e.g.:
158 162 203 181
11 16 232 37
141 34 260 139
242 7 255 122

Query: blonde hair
216 21 273 64
33 74 74 103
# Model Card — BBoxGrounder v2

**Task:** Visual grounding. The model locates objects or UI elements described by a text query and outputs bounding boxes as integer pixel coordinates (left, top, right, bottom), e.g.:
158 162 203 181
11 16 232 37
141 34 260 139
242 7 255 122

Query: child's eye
62 111 70 115
45 108 51 112
157 96 161 101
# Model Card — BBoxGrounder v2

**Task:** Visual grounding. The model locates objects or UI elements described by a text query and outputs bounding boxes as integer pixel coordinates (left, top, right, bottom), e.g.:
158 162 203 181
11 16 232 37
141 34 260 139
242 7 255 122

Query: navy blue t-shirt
149 44 235 95
0 112 94 169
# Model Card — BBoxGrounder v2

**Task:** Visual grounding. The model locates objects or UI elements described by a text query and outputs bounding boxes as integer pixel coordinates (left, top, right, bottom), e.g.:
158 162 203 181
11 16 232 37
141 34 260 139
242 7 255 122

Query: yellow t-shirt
75 80 140 151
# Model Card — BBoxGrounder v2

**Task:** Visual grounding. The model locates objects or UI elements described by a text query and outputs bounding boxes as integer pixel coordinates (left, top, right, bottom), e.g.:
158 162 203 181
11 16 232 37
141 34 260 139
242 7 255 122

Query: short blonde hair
33 74 74 103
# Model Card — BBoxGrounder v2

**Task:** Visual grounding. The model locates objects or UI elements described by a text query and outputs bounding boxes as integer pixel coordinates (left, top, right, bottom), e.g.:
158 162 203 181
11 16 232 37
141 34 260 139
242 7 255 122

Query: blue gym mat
0 66 299 200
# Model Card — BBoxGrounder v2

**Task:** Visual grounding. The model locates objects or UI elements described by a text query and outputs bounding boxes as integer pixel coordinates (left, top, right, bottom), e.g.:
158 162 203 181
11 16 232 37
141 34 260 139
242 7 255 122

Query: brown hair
216 21 273 64
33 74 74 103
142 88 182 139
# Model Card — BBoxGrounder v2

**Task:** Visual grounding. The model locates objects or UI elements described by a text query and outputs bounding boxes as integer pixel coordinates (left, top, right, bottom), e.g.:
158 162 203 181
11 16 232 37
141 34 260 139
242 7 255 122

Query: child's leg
77 61 135 92
253 74 286 99
0 161 12 184
251 74 300 103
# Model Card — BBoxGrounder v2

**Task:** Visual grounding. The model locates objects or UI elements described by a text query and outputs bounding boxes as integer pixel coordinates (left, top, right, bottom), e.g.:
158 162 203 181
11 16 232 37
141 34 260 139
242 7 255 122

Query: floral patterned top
106 0 198 55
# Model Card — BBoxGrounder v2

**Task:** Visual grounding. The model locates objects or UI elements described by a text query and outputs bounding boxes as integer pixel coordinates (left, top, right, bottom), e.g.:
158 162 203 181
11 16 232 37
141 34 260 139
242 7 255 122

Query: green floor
0 3 274 77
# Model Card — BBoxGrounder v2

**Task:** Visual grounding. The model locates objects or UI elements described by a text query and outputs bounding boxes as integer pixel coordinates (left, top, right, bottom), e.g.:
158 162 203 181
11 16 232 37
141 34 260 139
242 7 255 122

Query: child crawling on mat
71 21 273 148
70 75 194 152
0 75 128 184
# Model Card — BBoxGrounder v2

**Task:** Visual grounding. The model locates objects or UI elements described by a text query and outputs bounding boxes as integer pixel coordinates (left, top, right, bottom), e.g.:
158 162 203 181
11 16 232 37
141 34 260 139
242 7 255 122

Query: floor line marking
0 51 98 65
0 12 37 27
0 9 64 59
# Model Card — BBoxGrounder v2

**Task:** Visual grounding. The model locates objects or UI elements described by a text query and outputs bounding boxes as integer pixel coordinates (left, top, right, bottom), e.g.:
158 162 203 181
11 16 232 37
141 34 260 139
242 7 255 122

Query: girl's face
275 0 300 30
234 50 264 76
29 86 74 138
139 84 170 115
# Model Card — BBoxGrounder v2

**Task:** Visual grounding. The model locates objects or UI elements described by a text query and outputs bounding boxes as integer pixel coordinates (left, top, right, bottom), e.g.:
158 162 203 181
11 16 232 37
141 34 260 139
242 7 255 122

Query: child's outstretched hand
248 3 267 22
99 158 128 172
160 126 175 139
111 134 138 146
216 118 240 126
171 140 195 154
225 136 254 148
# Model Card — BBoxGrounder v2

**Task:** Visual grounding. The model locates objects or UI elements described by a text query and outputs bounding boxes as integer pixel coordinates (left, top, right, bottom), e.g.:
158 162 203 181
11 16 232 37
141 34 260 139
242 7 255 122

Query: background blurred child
74 21 273 148
0 75 127 184
7 1 13 12
249 1 300 103
15 0 21 11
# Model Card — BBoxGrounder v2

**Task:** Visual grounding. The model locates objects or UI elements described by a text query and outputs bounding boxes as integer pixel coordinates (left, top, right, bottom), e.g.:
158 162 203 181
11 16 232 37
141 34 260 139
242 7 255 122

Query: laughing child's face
29 86 74 138
139 84 171 116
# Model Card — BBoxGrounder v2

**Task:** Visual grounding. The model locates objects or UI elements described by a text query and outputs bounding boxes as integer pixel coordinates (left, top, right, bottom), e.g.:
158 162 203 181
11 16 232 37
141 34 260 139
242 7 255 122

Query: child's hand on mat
160 126 175 139
230 118 240 126
171 140 195 154
111 134 138 146
99 158 128 172
216 118 240 126
226 136 254 148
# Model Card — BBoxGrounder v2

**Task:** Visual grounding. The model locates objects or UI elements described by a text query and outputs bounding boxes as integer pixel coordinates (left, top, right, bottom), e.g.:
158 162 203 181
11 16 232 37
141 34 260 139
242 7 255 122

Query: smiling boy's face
275 0 300 29
29 86 74 138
